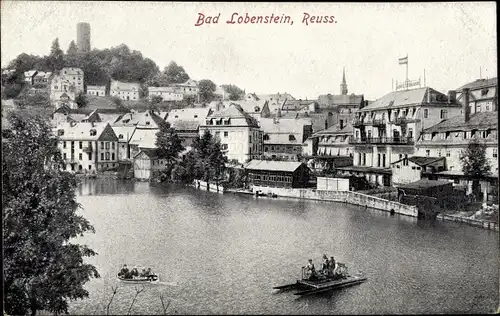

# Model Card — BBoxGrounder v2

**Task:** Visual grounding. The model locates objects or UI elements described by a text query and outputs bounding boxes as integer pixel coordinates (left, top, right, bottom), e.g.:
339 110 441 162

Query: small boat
273 263 366 296
117 274 159 283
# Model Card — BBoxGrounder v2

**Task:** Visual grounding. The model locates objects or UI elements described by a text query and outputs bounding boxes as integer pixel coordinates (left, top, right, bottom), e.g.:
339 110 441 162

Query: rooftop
244 160 303 172
422 112 498 133
396 179 452 190
129 128 158 148
110 79 140 91
318 93 364 107
207 104 259 127
391 156 444 166
111 126 137 142
456 77 497 91
311 123 353 137
55 122 111 140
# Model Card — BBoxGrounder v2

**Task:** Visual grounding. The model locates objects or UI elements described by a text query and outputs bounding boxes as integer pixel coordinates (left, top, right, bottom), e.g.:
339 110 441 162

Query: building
258 93 295 115
77 22 91 53
55 122 118 173
24 70 38 85
231 100 270 121
148 86 183 101
391 156 446 185
128 128 159 159
214 85 228 101
50 67 84 108
245 160 310 188
87 85 106 97
260 117 313 161
170 79 198 97
340 87 462 187
133 149 169 180
110 80 140 101
455 77 497 114
199 103 263 164
33 71 52 86
166 107 211 146
317 68 365 128
111 126 137 161
114 110 166 129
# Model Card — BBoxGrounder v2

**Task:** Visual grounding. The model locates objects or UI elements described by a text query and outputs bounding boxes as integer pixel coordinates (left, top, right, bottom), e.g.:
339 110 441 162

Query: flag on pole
399 56 408 64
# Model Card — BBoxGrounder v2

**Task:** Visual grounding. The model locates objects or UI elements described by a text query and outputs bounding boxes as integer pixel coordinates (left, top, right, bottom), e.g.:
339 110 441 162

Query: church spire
340 67 348 95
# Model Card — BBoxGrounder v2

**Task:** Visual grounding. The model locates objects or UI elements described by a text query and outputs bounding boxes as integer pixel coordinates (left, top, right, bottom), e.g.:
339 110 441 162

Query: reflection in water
70 179 499 315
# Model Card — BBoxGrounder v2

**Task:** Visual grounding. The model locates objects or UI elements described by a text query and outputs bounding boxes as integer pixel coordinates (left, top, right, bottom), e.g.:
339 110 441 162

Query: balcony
354 118 387 127
349 136 415 145
392 117 418 125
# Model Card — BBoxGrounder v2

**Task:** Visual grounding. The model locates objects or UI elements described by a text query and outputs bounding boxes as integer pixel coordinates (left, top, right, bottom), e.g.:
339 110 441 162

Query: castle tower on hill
77 22 91 53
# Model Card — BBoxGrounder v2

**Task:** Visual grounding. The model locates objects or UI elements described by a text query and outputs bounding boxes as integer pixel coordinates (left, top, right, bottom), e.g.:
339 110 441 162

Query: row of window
63 152 116 161
264 145 301 153
250 174 293 183
61 141 116 150
424 129 495 141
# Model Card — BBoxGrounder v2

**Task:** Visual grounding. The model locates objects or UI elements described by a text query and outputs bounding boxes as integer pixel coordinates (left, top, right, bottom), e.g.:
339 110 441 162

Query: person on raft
118 264 130 278
304 259 317 280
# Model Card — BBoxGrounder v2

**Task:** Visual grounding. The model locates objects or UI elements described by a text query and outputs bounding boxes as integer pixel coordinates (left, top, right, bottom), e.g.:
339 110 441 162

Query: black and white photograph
1 1 498 315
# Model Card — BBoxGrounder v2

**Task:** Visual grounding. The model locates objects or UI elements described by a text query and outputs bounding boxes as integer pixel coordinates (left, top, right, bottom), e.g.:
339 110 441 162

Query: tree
64 41 81 67
75 92 88 108
67 40 78 55
110 96 127 111
163 61 190 84
198 79 216 103
3 111 99 316
15 92 52 109
149 95 163 112
47 38 64 71
460 138 492 199
155 122 184 178
221 84 245 101
188 130 228 183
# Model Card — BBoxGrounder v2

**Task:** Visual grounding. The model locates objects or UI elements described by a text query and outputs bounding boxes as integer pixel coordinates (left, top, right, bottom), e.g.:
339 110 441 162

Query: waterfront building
166 107 212 146
128 128 159 159
455 77 497 113
338 87 462 187
111 126 137 161
199 103 263 164
110 80 140 101
87 85 106 96
55 121 119 172
24 70 38 85
133 149 169 180
148 86 183 101
260 117 313 161
245 160 311 188
390 156 446 185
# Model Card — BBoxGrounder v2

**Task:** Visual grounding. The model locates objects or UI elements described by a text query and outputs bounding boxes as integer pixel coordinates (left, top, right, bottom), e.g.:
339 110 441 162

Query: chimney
447 90 456 104
324 119 328 130
462 88 470 122
426 88 431 103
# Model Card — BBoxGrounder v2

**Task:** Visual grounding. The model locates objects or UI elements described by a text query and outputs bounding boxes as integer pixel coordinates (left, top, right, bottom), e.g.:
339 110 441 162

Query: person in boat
304 259 317 280
118 264 130 278
328 256 336 277
321 254 329 272
140 268 147 277
145 267 152 276
131 267 139 278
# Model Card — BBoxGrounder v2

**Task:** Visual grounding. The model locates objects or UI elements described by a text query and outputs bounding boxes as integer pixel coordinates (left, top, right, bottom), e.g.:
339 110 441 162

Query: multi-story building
166 107 212 147
50 67 84 108
170 79 198 97
416 88 498 182
199 103 263 164
87 85 106 96
110 80 140 101
148 86 183 101
455 77 497 114
260 117 312 161
24 70 38 85
55 122 119 172
338 87 462 187
33 71 52 86
111 126 137 161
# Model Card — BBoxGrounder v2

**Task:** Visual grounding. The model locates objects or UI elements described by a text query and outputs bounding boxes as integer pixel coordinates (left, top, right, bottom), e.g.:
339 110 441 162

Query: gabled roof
129 128 158 148
231 100 268 114
166 107 210 131
391 156 444 166
134 148 161 160
110 79 140 91
244 160 304 172
207 104 259 127
58 67 83 76
55 122 112 140
396 179 452 190
24 70 38 77
456 78 497 91
87 85 106 90
111 126 136 142
359 87 454 112
318 93 363 107
282 99 317 111
311 123 353 137
260 117 312 144
422 112 498 133
148 86 180 93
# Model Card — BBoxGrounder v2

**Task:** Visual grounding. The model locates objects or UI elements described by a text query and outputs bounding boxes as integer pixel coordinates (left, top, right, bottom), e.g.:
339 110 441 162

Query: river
68 178 499 314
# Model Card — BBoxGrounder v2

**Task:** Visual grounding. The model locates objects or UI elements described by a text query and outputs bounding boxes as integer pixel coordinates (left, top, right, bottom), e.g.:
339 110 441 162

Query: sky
1 1 497 100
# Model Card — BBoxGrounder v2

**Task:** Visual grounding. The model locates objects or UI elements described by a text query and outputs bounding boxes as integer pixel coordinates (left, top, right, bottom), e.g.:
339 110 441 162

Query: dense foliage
75 92 88 108
198 79 216 102
3 111 99 315
148 61 190 87
155 121 185 169
221 84 245 101
460 138 492 199
188 130 228 183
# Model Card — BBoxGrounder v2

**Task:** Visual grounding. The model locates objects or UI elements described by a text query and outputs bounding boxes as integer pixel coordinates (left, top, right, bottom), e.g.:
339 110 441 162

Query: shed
244 160 310 188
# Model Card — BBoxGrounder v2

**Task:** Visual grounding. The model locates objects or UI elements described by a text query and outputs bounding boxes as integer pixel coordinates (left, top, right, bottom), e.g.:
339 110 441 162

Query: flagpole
406 54 409 90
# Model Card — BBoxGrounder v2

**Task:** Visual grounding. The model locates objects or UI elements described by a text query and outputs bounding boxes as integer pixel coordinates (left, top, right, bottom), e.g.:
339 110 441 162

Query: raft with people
273 255 367 296
117 264 159 283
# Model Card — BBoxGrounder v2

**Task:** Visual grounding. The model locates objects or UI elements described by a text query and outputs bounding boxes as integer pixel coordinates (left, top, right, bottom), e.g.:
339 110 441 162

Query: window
446 151 451 157
426 150 430 157
416 167 421 170
112 142 115 150
63 153 67 160
494 149 498 158
79 153 82 160
105 152 110 160
57 129 64 136
249 135 252 143
222 144 228 150
79 141 83 149
363 153 366 165
63 141 67 149
476 104 481 113
215 131 220 137
412 166 416 170
481 88 489 96
440 110 447 119
101 142 104 149
289 135 296 141
119 134 124 139
112 153 115 160
87 153 91 160
224 131 228 137
101 153 104 160
423 109 428 118
404 154 408 166
105 142 110 149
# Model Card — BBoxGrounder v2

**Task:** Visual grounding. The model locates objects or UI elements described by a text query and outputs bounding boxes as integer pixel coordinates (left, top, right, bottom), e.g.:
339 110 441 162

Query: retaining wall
251 185 418 217
437 214 499 231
